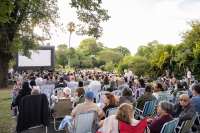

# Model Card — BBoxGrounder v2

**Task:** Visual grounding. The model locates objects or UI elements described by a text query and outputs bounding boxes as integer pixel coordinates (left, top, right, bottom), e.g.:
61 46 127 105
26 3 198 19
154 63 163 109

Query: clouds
34 0 200 55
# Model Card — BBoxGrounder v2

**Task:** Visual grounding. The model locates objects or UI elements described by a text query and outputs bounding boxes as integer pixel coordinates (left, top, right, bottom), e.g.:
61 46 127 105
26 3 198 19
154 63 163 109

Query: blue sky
34 0 200 55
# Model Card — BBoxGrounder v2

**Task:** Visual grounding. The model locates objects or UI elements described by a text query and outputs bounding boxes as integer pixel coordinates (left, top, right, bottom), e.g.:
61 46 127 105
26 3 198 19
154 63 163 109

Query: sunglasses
179 99 188 102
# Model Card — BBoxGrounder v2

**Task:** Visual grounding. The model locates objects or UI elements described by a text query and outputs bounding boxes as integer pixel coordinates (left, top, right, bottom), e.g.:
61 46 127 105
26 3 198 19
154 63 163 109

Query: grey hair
31 87 40 95
70 76 75 81
118 77 125 83
84 77 88 81
159 101 174 115
109 80 116 90
194 80 198 84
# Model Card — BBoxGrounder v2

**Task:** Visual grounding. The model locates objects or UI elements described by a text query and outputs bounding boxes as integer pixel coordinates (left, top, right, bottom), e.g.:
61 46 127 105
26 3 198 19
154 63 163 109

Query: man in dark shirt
55 77 67 88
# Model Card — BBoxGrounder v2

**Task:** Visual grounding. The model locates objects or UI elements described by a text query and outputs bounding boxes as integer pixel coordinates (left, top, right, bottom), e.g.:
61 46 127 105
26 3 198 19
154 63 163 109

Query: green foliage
100 65 105 71
9 58 16 69
97 50 123 64
105 61 115 72
112 46 131 56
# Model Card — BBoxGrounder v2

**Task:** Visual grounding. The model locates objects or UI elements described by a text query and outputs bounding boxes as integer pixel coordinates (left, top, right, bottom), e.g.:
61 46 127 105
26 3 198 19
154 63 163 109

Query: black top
55 84 67 88
117 96 136 107
101 105 115 120
106 88 116 92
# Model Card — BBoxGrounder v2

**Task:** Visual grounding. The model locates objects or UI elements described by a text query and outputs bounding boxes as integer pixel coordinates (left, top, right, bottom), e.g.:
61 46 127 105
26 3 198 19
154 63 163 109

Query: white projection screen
18 50 51 67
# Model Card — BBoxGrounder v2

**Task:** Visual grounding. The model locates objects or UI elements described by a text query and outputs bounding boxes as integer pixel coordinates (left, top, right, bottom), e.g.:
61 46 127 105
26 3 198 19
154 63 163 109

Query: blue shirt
117 83 129 90
191 95 200 114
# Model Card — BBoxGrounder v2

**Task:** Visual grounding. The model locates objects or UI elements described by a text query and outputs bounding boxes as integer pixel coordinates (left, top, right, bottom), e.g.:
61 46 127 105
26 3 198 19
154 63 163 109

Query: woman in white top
124 69 130 81
98 103 140 133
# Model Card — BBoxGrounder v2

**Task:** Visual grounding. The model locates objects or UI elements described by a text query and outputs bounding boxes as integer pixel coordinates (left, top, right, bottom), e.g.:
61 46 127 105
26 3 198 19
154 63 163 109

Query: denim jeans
12 92 17 102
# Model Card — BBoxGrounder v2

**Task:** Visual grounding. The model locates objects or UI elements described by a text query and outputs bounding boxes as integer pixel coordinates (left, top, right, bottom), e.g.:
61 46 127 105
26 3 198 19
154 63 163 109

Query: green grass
55 67 102 72
0 86 16 133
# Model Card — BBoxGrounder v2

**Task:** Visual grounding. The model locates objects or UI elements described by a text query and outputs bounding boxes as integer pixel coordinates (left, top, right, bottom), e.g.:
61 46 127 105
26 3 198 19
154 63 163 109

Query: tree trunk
63 64 65 68
0 52 10 88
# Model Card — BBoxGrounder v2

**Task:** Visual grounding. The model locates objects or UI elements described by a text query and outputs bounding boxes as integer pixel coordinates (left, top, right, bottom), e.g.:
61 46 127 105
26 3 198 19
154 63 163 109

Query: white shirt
187 71 191 78
129 71 133 76
88 81 101 88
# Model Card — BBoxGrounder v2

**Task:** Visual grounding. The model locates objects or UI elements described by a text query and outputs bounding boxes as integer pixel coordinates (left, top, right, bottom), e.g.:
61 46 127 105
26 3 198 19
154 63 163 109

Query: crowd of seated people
8 69 200 133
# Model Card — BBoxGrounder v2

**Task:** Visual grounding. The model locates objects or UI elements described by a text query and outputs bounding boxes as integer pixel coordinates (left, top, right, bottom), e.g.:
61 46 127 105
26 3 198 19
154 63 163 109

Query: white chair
83 86 89 92
40 85 52 106
67 110 97 133
135 88 145 99
102 85 109 91
105 107 119 118
96 91 108 104
111 90 121 96
90 85 101 98
68 86 77 97
52 87 65 103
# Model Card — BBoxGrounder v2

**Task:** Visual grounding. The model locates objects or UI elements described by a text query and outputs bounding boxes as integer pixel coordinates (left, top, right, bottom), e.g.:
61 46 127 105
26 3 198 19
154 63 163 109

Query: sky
34 0 200 55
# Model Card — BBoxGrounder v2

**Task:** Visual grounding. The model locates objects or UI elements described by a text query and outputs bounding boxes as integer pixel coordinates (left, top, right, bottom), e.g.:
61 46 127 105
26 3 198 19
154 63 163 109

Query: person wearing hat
65 91 99 132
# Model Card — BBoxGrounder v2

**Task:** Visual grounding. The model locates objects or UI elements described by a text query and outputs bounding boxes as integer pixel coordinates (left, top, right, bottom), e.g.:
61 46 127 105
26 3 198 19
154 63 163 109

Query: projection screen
18 50 51 67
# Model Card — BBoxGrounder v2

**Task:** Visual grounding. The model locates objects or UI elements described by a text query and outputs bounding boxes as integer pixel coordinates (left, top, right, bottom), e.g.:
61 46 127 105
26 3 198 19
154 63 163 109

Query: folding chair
90 85 101 98
105 107 119 118
119 118 147 133
160 118 179 133
83 86 89 92
176 112 198 133
67 110 97 133
52 99 73 131
135 100 157 118
95 91 108 104
16 94 49 133
102 85 109 91
40 85 52 106
174 91 188 104
111 90 121 96
135 88 145 99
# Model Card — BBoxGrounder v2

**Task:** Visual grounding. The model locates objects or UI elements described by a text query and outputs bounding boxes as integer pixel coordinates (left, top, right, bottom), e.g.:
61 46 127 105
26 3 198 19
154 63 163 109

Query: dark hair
50 76 53 79
147 79 151 83
95 74 99 80
129 81 132 87
60 77 64 83
124 77 128 82
145 85 152 92
138 79 145 87
121 87 133 96
182 81 189 89
30 80 36 87
157 83 164 91
22 81 31 90
177 82 184 88
103 76 109 84
76 87 85 97
36 74 39 77
44 75 48 80
89 75 92 79
78 82 83 87
192 84 200 94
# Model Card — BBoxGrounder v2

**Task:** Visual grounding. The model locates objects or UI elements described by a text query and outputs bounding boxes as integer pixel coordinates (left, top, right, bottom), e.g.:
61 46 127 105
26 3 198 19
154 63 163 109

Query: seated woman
98 103 140 133
31 86 40 95
106 80 117 92
50 90 63 109
98 92 117 120
101 76 109 91
73 87 85 106
115 87 136 106
30 80 40 89
147 101 174 133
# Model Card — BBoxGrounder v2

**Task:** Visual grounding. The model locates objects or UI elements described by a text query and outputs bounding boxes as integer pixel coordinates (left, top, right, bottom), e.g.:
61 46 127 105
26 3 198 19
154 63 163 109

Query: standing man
187 68 192 86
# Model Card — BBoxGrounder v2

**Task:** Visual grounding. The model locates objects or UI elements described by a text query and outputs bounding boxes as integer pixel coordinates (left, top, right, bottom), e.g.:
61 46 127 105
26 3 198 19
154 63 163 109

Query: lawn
0 86 16 133
55 67 102 72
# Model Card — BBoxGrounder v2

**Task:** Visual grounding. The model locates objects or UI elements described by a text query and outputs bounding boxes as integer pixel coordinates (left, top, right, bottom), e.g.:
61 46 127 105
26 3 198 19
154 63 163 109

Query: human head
60 77 64 83
138 79 145 87
103 76 109 84
109 80 116 90
194 80 199 85
22 81 30 90
44 75 48 80
49 76 53 80
118 77 125 85
154 83 164 92
88 75 92 79
182 81 189 89
85 91 94 101
187 68 189 72
30 80 36 87
36 74 39 78
103 92 117 106
94 74 99 81
15 80 21 86
121 87 133 96
70 76 75 81
63 87 71 96
192 84 200 96
177 82 184 89
157 101 174 116
179 94 190 108
31 87 40 95
145 85 152 93
84 77 89 81
124 77 128 83
57 90 63 98
76 87 85 97
124 69 127 73
116 103 134 125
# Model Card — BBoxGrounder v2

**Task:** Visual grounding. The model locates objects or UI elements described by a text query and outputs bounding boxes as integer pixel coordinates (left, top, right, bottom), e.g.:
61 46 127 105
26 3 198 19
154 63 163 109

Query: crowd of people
9 68 200 133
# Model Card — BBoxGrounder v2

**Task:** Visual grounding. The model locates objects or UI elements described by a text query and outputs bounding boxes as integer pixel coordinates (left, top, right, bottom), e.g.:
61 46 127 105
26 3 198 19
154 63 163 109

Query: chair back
143 100 157 117
178 113 198 133
96 91 108 104
105 107 119 118
175 91 188 104
75 111 97 133
68 86 77 97
90 85 101 97
111 90 121 96
53 99 72 118
119 118 147 133
40 85 52 106
102 85 109 91
36 80 43 87
160 119 179 133
53 87 65 96
83 86 89 92
135 88 145 99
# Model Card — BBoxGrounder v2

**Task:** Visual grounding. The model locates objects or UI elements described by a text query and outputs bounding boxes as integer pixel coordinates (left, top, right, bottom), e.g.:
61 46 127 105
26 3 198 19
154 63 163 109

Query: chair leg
46 126 48 133
53 118 65 131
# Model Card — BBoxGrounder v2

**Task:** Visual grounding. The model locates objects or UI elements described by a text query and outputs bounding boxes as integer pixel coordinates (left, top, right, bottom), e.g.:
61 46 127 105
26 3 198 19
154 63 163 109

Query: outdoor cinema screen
18 50 51 67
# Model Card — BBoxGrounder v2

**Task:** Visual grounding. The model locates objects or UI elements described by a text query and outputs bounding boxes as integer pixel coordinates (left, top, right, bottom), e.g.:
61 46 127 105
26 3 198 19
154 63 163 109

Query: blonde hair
116 103 133 125
124 69 127 73
31 87 40 95
57 90 63 98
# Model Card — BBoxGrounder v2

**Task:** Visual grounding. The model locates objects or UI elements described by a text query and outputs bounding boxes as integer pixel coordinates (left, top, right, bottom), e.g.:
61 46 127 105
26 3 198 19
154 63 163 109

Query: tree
56 44 68 68
105 61 115 72
112 46 131 56
78 38 104 56
0 0 61 87
97 51 124 64
67 22 76 71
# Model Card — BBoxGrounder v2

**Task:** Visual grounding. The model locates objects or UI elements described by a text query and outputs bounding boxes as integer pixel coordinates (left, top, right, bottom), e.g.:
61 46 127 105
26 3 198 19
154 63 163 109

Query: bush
105 61 115 72
100 65 105 71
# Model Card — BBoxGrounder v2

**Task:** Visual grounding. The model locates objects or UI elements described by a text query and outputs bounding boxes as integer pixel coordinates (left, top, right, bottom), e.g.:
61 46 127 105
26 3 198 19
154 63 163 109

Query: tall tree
67 22 76 71
98 51 124 64
112 46 131 56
